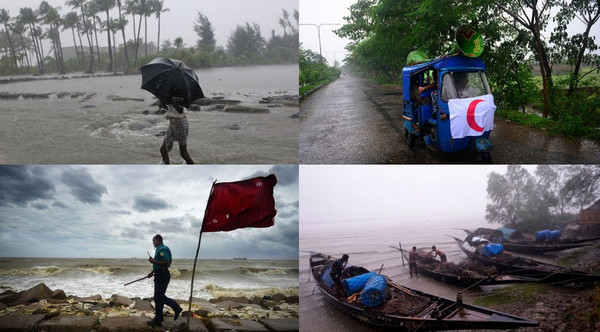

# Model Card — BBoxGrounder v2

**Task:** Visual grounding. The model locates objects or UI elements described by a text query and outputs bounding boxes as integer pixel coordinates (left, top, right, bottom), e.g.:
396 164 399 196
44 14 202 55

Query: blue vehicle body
402 55 494 156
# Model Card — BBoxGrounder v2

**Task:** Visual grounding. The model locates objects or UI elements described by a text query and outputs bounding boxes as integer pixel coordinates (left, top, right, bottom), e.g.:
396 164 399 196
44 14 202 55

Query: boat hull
309 253 538 330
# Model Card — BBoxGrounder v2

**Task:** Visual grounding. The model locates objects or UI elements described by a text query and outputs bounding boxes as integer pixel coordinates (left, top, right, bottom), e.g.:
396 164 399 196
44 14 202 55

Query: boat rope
459 275 489 293
312 284 319 295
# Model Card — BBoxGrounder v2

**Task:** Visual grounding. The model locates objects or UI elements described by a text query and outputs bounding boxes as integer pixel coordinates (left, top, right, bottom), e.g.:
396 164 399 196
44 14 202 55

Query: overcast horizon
0 165 299 260
1 0 297 52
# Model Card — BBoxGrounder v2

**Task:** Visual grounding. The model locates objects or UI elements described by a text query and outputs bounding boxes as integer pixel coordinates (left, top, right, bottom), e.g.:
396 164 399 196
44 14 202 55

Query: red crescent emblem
467 99 485 132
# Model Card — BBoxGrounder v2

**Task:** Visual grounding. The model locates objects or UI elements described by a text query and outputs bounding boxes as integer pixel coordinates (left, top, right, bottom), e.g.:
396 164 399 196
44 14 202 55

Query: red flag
202 174 277 232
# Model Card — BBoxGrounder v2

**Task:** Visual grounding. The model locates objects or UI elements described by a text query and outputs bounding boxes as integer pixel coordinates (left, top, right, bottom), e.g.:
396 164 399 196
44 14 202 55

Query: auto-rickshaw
402 26 496 163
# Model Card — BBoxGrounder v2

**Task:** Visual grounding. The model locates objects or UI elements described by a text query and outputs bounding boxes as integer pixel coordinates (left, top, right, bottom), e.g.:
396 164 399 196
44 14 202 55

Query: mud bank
0 283 298 332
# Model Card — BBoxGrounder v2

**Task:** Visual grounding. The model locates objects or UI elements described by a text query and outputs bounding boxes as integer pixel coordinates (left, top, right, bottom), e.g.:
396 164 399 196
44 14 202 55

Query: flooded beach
0 64 299 164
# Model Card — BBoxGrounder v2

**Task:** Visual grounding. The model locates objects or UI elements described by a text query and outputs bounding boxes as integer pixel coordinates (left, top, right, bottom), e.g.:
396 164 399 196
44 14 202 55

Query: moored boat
452 237 600 283
309 252 539 330
461 227 599 254
402 249 539 288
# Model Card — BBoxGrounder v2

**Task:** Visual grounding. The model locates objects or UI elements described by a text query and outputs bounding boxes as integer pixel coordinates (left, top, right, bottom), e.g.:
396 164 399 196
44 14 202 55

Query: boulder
98 316 149 332
0 314 46 331
224 106 269 113
0 290 19 305
217 297 249 304
51 289 67 300
109 294 133 307
38 315 99 332
208 318 268 332
18 283 53 304
162 319 208 332
69 294 103 302
132 298 154 312
260 300 279 309
271 293 286 302
284 295 299 304
259 319 299 332
214 300 246 310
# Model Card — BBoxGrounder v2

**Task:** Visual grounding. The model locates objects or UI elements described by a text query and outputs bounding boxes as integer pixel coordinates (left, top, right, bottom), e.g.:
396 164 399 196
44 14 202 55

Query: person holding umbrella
160 96 194 164
140 57 204 164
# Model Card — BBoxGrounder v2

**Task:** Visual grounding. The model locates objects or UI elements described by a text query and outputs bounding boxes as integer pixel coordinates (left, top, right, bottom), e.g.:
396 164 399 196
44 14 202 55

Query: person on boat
146 234 182 327
330 254 349 286
429 246 447 263
408 246 419 277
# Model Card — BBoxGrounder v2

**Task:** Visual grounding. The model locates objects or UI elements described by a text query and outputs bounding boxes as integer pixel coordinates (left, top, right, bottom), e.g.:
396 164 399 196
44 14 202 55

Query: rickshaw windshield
441 71 490 101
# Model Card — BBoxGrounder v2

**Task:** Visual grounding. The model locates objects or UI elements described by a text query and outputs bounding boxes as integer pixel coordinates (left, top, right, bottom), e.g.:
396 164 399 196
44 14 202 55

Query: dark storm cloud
110 209 132 215
52 201 68 209
248 165 298 186
0 165 55 207
60 168 108 204
133 194 172 212
31 202 50 210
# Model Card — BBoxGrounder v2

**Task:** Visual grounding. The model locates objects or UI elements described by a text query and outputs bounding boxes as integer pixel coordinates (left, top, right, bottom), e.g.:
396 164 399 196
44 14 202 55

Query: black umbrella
140 57 204 108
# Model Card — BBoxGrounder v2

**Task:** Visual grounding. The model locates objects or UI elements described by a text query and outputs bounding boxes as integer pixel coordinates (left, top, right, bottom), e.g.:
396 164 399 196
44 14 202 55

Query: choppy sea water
0 257 298 301
0 64 299 164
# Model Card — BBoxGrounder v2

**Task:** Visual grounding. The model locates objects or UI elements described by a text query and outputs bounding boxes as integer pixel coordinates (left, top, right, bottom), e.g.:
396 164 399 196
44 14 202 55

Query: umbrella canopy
140 57 204 108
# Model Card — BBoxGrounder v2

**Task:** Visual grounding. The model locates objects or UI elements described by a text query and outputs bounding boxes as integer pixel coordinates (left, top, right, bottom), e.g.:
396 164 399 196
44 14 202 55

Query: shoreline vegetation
0 283 299 331
0 2 299 77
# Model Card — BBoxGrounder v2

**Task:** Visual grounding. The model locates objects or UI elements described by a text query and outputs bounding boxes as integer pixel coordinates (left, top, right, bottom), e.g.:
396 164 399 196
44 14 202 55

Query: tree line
336 0 600 139
299 44 341 95
486 165 600 232
0 1 299 76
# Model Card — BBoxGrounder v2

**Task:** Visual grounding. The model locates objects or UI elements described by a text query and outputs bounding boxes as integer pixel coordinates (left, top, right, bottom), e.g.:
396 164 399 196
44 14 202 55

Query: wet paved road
300 73 600 164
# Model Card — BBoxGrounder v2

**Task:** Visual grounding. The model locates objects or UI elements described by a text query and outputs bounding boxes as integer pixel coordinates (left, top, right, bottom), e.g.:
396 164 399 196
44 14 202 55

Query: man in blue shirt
146 234 182 327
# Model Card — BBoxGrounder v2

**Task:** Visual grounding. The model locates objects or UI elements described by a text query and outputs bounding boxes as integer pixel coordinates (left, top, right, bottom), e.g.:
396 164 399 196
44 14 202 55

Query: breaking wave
202 283 298 299
0 266 69 276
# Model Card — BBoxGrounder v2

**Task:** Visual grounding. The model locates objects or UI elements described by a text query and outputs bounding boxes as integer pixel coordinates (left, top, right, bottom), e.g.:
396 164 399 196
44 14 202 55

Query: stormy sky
300 165 538 228
3 0 297 50
0 165 299 259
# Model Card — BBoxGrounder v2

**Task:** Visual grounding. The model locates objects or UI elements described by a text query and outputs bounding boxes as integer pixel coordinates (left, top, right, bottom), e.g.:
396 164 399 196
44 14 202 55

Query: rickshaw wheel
404 129 416 148
480 152 492 164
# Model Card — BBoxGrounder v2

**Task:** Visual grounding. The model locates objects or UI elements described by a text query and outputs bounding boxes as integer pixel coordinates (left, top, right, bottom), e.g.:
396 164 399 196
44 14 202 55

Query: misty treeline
486 165 600 232
299 44 341 95
336 0 600 140
0 1 298 76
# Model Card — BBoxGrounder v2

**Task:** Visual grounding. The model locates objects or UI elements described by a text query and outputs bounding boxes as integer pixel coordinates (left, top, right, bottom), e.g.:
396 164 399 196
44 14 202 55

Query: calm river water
0 64 298 164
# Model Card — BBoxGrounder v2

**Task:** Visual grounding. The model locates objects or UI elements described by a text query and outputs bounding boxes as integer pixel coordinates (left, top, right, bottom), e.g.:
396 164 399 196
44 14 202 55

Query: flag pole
187 180 216 327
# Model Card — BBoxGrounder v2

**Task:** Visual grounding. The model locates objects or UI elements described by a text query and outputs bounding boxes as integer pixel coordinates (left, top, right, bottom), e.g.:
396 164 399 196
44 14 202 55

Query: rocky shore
0 283 298 331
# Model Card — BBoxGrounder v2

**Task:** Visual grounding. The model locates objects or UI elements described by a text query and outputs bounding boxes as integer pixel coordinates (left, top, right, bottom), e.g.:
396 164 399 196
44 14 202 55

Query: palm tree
94 0 116 72
153 0 168 54
39 2 65 74
116 0 129 68
85 2 102 69
142 0 153 56
63 11 84 70
12 20 31 69
19 7 44 74
0 9 19 73
66 0 94 73
124 0 139 62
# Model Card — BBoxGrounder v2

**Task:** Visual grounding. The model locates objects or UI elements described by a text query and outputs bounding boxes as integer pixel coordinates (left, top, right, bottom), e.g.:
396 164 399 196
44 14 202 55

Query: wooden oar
124 275 149 286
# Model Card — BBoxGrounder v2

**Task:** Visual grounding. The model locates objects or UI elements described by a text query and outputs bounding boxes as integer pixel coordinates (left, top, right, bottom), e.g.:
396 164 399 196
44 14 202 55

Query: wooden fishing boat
404 250 539 288
452 237 600 283
309 253 538 330
460 228 598 254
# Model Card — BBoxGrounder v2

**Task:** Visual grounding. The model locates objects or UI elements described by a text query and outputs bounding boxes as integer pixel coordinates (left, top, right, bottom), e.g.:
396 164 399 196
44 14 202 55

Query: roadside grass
497 108 600 142
299 80 329 96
